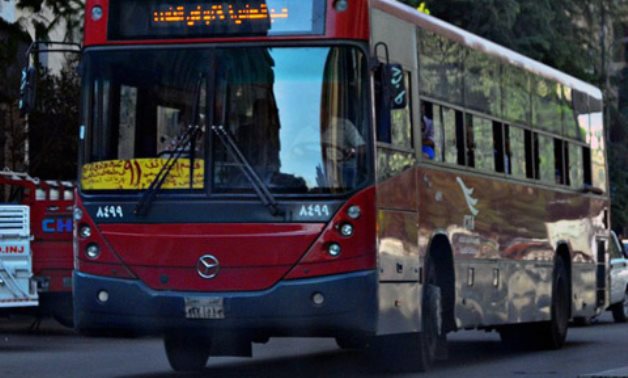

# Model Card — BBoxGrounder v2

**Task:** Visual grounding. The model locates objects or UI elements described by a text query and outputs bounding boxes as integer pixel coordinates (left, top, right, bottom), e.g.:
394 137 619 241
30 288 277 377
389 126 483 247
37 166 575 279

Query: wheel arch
426 233 456 333
555 242 573 317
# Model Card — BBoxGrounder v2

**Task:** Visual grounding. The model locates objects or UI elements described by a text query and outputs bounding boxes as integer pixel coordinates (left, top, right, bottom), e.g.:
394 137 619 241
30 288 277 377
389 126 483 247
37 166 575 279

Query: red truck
0 169 73 326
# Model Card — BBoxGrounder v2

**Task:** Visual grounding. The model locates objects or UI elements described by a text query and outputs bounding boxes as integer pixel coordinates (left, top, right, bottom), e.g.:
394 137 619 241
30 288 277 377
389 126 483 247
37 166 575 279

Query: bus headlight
86 243 100 259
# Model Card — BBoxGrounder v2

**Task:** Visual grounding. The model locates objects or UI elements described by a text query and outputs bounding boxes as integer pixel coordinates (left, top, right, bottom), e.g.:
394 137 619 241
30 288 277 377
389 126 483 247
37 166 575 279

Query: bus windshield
81 46 370 195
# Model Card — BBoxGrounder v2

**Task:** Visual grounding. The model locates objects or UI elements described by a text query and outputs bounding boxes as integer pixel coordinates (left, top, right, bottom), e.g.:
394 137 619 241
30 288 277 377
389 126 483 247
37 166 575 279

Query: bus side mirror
376 63 407 143
382 63 406 110
19 67 37 115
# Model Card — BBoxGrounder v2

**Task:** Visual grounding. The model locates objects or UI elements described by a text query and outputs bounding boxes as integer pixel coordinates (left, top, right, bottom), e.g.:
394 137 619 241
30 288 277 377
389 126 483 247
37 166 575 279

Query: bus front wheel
412 260 445 371
369 261 445 372
164 334 211 372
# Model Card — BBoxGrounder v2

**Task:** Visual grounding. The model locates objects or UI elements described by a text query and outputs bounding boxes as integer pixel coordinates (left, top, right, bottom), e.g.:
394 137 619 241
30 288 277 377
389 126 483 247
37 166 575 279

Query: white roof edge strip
372 0 603 100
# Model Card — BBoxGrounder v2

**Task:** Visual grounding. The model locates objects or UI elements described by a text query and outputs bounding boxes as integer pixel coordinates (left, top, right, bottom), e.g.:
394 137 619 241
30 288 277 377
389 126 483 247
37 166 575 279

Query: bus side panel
571 196 609 319
418 166 603 329
419 167 549 328
375 169 419 335
370 0 423 336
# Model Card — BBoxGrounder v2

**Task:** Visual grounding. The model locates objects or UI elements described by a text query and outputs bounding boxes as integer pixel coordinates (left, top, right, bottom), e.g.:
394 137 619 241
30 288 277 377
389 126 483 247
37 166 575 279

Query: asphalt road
0 313 627 378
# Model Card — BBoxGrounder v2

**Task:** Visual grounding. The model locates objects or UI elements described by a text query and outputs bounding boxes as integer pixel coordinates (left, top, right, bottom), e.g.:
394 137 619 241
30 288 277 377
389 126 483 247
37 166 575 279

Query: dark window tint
464 49 501 117
583 146 592 186
510 126 526 178
502 65 530 125
533 78 562 134
524 130 538 179
418 29 463 105
538 134 555 184
554 139 566 185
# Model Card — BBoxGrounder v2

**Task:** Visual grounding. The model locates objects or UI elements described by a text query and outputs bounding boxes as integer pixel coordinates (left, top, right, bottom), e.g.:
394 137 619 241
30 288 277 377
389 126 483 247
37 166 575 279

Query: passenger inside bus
421 102 435 159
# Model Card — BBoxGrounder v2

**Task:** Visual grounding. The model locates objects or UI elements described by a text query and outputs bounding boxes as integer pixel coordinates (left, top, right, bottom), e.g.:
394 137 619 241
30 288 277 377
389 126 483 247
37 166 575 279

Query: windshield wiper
211 124 283 217
134 124 202 216
134 75 205 217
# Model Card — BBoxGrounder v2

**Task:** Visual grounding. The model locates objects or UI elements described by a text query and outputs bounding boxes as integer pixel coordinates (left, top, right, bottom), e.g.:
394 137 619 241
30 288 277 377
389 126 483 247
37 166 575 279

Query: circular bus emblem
197 254 220 279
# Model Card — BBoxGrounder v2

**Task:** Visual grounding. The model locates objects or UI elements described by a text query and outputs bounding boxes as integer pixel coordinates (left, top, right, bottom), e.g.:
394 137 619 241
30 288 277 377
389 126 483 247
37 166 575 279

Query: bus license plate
184 297 225 319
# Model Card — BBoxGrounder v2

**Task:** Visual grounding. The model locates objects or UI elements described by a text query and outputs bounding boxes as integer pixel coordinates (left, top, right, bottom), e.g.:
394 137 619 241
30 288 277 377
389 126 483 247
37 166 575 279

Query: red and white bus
68 0 610 371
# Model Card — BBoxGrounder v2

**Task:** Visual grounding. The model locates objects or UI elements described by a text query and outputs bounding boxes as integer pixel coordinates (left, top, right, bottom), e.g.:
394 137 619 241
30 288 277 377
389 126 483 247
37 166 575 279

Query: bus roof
372 0 602 101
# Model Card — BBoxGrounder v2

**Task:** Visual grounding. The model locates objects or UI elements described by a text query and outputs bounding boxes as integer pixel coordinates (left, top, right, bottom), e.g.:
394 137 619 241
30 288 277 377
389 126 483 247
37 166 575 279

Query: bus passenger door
370 7 422 335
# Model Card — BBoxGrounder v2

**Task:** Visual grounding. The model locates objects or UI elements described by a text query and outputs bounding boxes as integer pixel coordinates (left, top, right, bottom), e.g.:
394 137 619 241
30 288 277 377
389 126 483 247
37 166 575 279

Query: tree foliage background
403 0 628 232
0 0 82 182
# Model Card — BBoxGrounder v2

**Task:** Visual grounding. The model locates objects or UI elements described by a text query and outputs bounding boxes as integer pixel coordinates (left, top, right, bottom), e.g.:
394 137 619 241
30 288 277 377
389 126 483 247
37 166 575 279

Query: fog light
91 6 103 21
97 290 109 303
86 243 100 259
312 292 325 305
79 225 92 238
347 205 361 219
340 223 354 237
73 207 83 221
328 243 341 257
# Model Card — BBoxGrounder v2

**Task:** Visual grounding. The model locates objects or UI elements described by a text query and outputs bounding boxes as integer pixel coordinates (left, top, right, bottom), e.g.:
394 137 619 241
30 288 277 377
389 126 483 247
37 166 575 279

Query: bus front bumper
73 270 377 337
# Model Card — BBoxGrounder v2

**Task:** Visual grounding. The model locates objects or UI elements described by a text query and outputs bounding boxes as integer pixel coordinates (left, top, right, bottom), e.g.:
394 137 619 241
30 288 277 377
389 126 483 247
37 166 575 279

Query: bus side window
420 100 441 160
456 112 466 166
431 103 444 162
569 143 584 188
493 122 513 175
563 142 571 186
510 126 526 178
583 146 592 186
439 106 457 164
524 130 539 179
538 134 555 184
463 113 475 168
472 116 493 172
554 139 565 185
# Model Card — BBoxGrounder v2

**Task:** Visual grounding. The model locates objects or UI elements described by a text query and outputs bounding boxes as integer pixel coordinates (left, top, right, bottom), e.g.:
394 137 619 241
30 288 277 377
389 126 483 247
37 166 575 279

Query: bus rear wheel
164 334 210 372
499 258 569 349
538 257 569 349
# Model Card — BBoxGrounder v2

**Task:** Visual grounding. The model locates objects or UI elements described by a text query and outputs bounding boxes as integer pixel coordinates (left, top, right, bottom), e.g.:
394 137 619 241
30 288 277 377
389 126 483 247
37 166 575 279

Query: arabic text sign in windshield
81 159 204 190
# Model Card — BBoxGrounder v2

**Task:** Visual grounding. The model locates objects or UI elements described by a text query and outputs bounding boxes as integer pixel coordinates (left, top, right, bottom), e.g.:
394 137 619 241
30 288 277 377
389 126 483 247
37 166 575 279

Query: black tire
369 260 444 373
53 313 74 328
164 334 210 372
335 335 369 350
540 257 570 349
611 289 628 323
413 260 443 371
572 316 591 327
